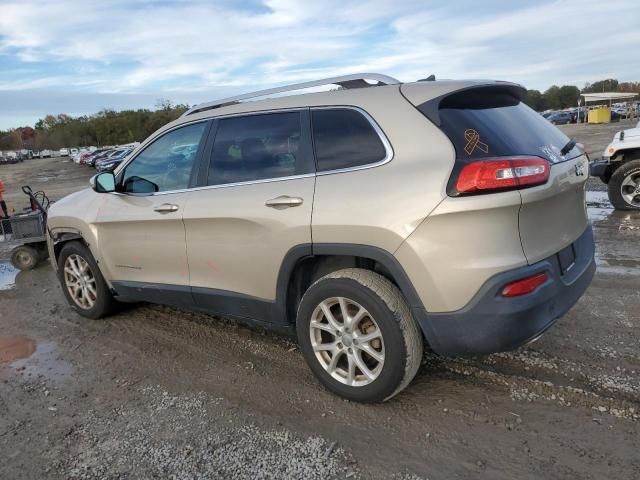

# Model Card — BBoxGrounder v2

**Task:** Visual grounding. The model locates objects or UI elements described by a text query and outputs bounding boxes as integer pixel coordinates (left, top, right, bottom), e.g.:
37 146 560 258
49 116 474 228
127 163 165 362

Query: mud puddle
0 336 72 383
0 262 19 290
586 190 614 222
0 336 36 363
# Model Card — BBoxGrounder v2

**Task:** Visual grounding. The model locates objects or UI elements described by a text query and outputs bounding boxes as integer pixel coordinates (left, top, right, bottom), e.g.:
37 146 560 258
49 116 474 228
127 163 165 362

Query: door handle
153 203 180 213
265 196 304 209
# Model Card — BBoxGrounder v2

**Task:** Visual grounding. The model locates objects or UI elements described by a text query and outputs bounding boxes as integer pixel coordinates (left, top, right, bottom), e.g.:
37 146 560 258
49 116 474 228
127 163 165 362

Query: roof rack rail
181 73 400 117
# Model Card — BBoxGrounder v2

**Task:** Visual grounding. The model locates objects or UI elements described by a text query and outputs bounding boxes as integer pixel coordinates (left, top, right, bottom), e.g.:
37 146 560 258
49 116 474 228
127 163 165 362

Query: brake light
501 272 548 297
455 157 550 194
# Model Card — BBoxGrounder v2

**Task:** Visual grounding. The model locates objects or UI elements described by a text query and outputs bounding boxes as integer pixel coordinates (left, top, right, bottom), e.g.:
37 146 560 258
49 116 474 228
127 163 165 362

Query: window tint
122 122 206 193
312 109 387 172
208 112 302 185
434 89 580 163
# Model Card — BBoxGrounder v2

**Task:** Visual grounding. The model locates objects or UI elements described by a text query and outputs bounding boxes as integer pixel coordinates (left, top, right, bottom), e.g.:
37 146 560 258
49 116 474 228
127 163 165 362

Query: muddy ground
1 120 639 479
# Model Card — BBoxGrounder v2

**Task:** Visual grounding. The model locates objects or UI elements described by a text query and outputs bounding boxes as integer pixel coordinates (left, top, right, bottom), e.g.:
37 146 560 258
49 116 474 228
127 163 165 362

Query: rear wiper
560 139 576 156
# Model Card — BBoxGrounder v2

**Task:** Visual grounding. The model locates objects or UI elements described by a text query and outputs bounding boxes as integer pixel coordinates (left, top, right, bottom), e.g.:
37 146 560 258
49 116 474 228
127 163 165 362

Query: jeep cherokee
47 73 595 402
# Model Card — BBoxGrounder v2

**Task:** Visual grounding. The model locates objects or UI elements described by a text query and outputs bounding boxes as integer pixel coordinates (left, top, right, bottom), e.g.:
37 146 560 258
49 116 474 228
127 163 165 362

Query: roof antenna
419 74 436 82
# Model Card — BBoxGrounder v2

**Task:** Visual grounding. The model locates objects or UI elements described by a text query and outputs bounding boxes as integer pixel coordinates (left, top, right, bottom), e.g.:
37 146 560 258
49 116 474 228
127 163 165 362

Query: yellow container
588 107 611 124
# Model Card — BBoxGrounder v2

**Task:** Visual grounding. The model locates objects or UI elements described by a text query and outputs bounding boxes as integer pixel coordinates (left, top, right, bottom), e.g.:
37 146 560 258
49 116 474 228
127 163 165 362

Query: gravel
58 386 361 480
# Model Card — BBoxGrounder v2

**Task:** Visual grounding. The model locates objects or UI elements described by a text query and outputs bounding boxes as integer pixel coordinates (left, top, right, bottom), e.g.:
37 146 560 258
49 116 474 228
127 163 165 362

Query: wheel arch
51 231 87 263
276 243 426 327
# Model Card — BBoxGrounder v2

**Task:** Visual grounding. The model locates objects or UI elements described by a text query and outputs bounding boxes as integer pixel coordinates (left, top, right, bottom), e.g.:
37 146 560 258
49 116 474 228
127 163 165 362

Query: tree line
524 79 640 112
1 79 639 151
0 100 188 151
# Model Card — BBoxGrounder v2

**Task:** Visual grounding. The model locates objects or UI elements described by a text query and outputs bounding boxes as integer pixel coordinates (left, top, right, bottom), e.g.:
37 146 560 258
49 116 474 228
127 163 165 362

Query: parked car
40 149 52 158
591 125 640 210
1 152 19 164
90 149 117 167
78 152 93 165
546 111 572 125
59 148 69 157
84 149 110 167
95 148 133 172
47 73 595 402
610 110 621 122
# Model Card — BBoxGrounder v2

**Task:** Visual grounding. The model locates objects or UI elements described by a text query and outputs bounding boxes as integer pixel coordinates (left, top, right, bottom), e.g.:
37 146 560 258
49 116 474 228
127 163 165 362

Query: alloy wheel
309 297 385 387
620 171 640 207
63 254 97 309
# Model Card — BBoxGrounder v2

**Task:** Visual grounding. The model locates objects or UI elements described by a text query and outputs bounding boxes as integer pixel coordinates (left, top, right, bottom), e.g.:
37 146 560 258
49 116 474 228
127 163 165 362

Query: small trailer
0 186 50 270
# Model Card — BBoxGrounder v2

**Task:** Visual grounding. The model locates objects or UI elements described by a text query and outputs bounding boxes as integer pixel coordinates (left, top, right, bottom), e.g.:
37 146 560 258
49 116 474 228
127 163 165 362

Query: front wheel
608 159 640 210
296 268 423 403
57 241 116 319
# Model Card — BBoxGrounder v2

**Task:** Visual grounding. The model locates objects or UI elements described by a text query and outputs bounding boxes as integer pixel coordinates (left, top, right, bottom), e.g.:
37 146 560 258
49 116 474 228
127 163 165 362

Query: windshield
433 89 582 163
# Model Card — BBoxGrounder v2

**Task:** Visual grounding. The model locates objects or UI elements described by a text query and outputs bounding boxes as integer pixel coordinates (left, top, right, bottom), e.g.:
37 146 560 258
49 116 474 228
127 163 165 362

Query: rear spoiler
401 82 526 126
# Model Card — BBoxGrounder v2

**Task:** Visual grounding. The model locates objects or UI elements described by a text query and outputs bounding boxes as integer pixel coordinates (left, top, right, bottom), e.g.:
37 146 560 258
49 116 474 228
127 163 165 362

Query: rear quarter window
312 108 387 172
430 89 580 163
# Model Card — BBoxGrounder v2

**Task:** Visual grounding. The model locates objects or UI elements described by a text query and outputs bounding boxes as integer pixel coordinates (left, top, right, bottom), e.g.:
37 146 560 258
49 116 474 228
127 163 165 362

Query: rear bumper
414 225 595 356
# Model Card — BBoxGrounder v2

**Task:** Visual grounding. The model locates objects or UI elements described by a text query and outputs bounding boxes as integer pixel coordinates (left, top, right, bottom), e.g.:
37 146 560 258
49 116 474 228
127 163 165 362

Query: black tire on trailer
57 241 117 319
11 245 39 271
608 159 640 210
296 268 423 403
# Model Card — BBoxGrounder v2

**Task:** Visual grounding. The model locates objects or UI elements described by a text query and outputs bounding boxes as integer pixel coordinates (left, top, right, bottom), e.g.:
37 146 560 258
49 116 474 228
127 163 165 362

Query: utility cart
0 186 50 270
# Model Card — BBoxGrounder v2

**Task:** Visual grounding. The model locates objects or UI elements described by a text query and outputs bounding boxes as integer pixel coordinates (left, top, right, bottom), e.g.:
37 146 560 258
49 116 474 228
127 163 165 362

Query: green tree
582 79 619 93
543 85 561 110
524 89 545 111
557 85 581 108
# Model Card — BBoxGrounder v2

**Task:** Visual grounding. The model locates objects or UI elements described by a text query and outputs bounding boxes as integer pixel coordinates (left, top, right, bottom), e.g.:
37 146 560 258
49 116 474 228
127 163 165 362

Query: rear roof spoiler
401 82 526 126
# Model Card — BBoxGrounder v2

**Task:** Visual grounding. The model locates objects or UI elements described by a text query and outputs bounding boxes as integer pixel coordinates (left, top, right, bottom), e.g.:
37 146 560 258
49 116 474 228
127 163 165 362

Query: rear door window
312 108 388 172
432 89 581 163
207 112 306 186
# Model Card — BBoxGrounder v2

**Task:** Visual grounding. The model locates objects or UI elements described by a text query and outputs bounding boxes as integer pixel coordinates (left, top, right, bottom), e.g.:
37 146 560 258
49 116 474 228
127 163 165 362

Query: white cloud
0 0 638 127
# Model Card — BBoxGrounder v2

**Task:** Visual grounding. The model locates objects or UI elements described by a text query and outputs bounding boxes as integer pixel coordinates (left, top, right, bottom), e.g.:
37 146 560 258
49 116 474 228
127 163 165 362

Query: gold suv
47 73 595 402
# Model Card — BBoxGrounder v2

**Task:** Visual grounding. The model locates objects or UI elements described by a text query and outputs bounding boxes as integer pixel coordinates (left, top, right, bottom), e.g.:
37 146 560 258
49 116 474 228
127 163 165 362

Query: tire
296 268 423 403
57 241 116 319
11 245 39 271
608 159 640 210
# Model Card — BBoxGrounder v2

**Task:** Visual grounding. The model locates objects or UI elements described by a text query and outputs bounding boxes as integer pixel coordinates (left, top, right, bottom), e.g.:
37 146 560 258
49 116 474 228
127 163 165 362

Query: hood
615 127 640 141
48 188 100 221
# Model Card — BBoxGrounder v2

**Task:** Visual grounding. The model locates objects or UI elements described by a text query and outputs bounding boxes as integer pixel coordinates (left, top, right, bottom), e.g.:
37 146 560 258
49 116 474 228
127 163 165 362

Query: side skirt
111 281 292 335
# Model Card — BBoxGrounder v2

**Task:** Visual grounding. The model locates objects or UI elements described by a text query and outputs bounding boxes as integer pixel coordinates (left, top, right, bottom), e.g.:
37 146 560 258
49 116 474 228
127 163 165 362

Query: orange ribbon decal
464 129 488 156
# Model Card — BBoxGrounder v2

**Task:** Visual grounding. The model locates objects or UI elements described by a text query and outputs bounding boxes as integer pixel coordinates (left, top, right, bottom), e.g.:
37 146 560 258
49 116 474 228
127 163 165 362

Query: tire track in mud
99 303 319 398
97 301 640 424
431 348 639 421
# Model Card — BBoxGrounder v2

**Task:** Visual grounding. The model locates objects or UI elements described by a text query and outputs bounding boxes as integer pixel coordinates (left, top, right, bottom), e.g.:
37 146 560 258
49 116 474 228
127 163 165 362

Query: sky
0 0 639 129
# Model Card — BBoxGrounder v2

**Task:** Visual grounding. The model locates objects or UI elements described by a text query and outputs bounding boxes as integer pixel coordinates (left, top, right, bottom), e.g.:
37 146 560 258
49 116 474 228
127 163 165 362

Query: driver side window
122 122 207 193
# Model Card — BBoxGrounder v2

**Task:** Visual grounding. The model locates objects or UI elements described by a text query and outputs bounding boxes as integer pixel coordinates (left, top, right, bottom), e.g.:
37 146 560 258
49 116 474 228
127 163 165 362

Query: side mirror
91 172 116 193
122 176 158 194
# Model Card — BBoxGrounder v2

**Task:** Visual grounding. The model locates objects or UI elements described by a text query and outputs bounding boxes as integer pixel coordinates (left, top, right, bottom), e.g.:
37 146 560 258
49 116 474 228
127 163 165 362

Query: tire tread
608 159 640 210
302 268 423 401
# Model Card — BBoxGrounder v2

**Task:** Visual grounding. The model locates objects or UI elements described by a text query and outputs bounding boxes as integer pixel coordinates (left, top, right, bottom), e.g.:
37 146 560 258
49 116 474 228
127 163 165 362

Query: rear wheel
608 159 640 210
58 242 116 319
296 268 423 403
11 245 39 270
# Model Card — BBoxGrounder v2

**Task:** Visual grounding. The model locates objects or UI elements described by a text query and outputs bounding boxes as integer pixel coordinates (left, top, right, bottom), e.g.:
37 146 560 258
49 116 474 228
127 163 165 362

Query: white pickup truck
590 120 640 209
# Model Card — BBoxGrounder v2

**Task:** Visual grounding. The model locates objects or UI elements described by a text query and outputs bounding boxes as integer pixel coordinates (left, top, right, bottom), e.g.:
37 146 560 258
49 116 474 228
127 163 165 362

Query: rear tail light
453 156 550 195
501 272 548 297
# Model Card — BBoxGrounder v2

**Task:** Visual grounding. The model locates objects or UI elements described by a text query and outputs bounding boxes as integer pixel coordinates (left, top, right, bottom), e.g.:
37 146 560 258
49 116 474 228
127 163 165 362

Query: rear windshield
429 89 581 163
